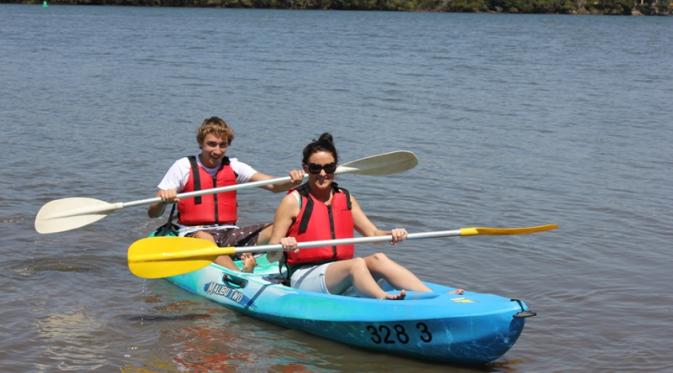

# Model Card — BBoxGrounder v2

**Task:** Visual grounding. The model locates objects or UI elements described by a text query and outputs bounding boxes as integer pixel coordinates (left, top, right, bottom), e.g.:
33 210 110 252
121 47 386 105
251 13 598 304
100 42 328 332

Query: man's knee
193 231 215 241
256 224 273 244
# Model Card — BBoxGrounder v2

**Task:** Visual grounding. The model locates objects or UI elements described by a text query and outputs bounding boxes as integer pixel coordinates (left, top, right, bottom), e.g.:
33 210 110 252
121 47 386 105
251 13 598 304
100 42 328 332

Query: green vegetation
6 0 672 15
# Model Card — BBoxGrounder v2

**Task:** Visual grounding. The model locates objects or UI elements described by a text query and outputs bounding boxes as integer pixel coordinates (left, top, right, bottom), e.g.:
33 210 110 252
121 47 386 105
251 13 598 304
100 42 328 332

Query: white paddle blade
35 197 121 234
338 150 418 176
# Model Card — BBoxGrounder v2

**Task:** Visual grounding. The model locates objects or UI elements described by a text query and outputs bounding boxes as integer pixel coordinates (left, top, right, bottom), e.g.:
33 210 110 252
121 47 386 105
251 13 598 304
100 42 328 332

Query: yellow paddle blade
459 224 558 236
129 257 213 279
127 237 236 279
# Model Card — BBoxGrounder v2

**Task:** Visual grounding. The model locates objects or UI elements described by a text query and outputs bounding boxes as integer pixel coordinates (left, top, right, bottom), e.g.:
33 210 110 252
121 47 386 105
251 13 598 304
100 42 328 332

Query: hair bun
317 132 333 145
302 132 338 164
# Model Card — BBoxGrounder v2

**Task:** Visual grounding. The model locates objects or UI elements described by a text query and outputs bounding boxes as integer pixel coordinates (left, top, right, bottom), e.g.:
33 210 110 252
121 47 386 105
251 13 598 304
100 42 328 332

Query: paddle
35 150 418 234
128 224 558 279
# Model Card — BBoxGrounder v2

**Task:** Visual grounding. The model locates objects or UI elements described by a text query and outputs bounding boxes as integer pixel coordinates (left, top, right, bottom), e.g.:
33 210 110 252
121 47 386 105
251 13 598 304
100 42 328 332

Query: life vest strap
187 156 201 204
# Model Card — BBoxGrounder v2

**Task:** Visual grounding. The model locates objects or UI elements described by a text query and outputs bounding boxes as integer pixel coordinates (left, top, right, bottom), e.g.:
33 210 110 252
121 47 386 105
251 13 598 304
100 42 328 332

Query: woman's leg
364 253 431 292
325 258 405 300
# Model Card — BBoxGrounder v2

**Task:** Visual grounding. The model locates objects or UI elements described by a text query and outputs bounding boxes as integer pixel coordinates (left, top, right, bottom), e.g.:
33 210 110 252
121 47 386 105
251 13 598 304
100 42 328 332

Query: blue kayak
166 254 534 364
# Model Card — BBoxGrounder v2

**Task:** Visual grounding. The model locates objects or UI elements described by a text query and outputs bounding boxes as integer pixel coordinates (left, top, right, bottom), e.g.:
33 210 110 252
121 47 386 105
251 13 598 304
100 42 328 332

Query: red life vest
285 184 354 267
178 156 238 225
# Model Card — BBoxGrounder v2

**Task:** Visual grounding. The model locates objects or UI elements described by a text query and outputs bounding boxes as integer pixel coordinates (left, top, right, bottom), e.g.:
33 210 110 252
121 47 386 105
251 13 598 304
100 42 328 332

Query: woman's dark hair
302 133 338 164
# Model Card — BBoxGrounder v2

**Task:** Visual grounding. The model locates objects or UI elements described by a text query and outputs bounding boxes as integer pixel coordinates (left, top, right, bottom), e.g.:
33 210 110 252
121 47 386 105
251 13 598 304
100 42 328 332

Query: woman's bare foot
452 288 464 295
384 289 406 300
241 253 256 273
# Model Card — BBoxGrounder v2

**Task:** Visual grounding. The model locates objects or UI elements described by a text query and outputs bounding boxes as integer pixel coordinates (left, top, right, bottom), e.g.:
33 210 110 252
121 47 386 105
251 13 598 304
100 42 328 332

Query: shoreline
4 0 672 16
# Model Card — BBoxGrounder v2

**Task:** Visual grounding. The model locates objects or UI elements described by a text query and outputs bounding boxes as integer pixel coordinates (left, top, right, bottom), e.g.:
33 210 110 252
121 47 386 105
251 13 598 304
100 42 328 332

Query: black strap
168 202 177 223
154 203 179 237
187 156 202 205
219 156 231 169
341 186 352 210
297 197 313 235
279 254 290 285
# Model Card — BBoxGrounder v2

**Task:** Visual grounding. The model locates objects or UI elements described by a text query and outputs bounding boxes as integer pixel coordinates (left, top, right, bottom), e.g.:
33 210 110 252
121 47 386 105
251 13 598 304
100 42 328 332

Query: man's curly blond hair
196 116 235 145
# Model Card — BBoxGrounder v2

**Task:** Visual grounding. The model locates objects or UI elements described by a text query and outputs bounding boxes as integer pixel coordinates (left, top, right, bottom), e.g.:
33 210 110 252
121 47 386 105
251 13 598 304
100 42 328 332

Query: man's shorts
185 223 269 258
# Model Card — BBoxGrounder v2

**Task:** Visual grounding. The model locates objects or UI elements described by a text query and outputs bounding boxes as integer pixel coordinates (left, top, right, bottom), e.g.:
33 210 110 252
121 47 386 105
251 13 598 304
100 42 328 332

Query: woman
267 133 432 300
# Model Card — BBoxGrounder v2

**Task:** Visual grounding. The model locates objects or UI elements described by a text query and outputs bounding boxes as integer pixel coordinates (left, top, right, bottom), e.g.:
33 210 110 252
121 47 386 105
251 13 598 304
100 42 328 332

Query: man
148 116 304 272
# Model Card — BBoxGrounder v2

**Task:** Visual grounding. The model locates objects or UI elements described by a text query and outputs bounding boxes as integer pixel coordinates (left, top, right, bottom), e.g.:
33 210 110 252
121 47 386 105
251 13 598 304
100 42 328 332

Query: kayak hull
166 256 530 364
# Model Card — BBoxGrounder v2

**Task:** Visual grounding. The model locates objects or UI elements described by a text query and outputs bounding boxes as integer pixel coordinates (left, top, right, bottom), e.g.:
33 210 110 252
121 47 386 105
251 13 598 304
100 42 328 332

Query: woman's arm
351 195 406 242
351 195 384 237
266 192 300 262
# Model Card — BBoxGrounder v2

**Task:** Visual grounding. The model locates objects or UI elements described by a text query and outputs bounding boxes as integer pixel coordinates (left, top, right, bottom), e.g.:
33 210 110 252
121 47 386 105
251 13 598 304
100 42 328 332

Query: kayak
165 253 534 364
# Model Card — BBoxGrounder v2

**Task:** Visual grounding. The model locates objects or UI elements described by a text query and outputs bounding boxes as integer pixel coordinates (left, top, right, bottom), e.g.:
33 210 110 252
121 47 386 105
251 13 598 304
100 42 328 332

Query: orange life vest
285 184 354 267
178 156 238 225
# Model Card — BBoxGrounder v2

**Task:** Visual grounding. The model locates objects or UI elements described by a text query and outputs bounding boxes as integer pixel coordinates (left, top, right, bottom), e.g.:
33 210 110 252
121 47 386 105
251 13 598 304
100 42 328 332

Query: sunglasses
306 162 337 174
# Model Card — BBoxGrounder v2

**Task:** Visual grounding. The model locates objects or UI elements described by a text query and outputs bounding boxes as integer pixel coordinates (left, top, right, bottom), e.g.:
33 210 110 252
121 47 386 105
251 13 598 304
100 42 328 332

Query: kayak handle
514 310 537 318
511 298 537 318
223 273 248 289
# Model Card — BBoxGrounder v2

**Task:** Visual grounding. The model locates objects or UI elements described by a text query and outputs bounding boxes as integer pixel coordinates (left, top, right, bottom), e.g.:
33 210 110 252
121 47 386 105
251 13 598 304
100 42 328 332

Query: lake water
1 4 672 372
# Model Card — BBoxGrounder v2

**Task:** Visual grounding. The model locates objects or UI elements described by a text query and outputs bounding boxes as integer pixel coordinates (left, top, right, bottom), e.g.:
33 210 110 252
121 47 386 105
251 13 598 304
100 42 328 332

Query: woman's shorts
290 263 332 294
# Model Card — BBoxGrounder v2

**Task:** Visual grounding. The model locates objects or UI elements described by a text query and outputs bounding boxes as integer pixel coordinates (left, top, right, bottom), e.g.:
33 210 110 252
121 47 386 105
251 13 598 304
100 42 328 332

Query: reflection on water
0 255 119 280
171 325 253 372
121 314 211 322
35 311 108 371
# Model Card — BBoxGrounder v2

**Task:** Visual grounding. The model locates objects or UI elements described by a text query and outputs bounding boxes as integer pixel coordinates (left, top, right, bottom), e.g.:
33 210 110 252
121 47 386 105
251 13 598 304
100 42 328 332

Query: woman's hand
390 228 408 245
280 236 299 253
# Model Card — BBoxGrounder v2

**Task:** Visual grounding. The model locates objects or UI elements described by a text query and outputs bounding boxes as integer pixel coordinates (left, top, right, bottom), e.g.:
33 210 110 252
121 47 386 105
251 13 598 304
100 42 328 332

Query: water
1 4 672 372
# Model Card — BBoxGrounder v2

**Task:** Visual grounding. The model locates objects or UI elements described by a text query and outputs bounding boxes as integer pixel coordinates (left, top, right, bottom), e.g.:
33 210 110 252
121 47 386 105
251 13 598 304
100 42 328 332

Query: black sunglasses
306 162 337 174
